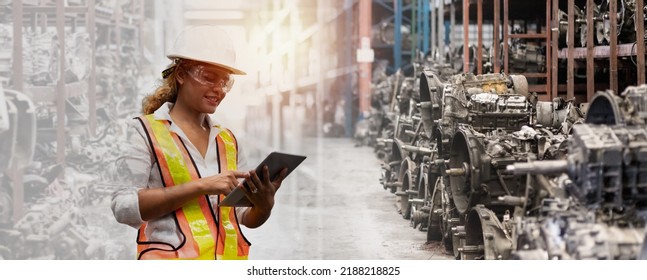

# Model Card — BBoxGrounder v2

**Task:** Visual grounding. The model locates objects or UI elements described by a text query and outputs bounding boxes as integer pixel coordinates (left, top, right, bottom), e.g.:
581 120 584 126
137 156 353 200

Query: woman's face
176 62 233 114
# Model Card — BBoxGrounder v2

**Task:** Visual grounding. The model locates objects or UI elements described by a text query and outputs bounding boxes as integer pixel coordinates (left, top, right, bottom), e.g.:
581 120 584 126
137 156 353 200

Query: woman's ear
177 71 185 85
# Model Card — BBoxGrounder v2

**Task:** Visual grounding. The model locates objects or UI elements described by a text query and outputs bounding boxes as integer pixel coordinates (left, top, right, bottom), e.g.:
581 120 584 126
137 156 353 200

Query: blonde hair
141 65 183 114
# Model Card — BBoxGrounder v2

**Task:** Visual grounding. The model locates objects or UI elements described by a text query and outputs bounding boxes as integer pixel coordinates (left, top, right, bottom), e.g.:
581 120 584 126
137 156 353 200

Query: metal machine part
585 90 627 124
462 205 513 260
469 123 647 260
513 199 645 260
419 72 531 141
447 126 564 216
0 82 8 133
508 42 546 75
558 7 587 48
535 97 585 133
556 1 643 47
446 74 528 125
3 89 37 169
510 124 647 214
374 68 588 258
0 87 17 172
392 71 564 251
503 89 647 260
585 85 647 125
599 0 637 45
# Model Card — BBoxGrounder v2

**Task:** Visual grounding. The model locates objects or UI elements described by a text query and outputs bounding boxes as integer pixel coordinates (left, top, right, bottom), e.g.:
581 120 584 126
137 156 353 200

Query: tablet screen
219 152 306 207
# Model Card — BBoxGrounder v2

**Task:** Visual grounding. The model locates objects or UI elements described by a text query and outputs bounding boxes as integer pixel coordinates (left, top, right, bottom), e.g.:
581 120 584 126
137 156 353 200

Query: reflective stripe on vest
215 125 250 260
135 115 249 260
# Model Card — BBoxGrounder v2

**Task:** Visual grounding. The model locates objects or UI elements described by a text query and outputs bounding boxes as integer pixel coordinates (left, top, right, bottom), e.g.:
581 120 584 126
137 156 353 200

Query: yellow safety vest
135 114 250 260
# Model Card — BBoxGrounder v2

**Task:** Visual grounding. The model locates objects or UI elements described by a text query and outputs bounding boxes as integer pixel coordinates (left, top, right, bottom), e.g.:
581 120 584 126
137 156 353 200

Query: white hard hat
166 25 246 75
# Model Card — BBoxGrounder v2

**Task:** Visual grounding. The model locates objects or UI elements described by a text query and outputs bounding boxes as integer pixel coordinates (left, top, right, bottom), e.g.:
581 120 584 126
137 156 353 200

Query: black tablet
219 152 307 207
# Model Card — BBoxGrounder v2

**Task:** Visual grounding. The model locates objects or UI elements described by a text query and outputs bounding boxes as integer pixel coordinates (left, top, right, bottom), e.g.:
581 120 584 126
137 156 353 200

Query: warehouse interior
1 0 647 260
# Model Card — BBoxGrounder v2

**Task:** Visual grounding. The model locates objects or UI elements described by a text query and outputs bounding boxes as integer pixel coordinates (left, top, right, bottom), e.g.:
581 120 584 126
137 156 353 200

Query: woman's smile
204 95 219 106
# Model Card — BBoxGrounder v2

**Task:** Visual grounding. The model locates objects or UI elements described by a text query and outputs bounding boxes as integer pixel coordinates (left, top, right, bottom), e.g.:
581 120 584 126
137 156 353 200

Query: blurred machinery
1 79 132 259
0 0 147 260
365 0 647 259
366 62 647 259
375 79 647 259
507 86 647 259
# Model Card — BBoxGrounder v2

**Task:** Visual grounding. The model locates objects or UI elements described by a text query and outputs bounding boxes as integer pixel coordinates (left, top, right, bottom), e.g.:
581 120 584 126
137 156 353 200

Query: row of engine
366 61 647 259
0 77 138 260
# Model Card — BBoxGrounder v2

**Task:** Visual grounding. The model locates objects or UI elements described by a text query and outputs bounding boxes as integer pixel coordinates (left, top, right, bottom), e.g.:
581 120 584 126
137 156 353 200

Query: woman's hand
239 166 288 228
138 170 249 221
198 170 250 196
242 166 287 212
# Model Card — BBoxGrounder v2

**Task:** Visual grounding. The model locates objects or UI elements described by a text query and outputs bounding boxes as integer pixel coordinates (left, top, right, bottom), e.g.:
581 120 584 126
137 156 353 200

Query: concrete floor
242 137 453 260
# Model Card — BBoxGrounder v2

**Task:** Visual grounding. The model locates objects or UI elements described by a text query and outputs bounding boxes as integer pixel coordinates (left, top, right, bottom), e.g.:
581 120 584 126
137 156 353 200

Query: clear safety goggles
185 65 235 93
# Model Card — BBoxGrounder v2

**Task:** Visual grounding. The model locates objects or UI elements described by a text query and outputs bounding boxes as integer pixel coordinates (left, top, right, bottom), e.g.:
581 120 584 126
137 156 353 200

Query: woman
111 25 286 260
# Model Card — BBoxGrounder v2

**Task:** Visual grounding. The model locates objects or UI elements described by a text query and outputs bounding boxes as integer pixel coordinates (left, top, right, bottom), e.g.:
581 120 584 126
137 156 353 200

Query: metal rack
7 0 144 222
9 0 96 221
555 0 646 101
11 0 96 166
504 0 552 97
456 0 553 100
447 0 646 102
373 0 432 72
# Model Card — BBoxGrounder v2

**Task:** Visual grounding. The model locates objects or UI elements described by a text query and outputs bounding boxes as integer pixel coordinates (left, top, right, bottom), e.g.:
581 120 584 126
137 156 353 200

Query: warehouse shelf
436 0 646 102
557 43 643 59
94 5 114 16
508 33 548 39
10 0 97 158
22 6 88 13
447 0 553 98
247 0 360 149
8 0 98 222
503 0 551 97
374 0 429 72
7 0 144 221
556 0 645 101
23 81 88 103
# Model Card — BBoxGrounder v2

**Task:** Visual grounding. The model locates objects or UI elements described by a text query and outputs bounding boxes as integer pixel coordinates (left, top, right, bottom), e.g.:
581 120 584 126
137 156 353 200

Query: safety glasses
185 65 235 93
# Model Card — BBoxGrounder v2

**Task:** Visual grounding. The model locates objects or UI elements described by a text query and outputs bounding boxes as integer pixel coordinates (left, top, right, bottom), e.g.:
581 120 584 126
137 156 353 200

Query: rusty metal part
507 160 569 175
418 70 443 138
448 127 532 216
509 75 529 98
396 158 417 219
462 205 513 260
514 205 646 260
585 90 625 124
400 144 433 155
535 99 574 129
426 177 444 241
